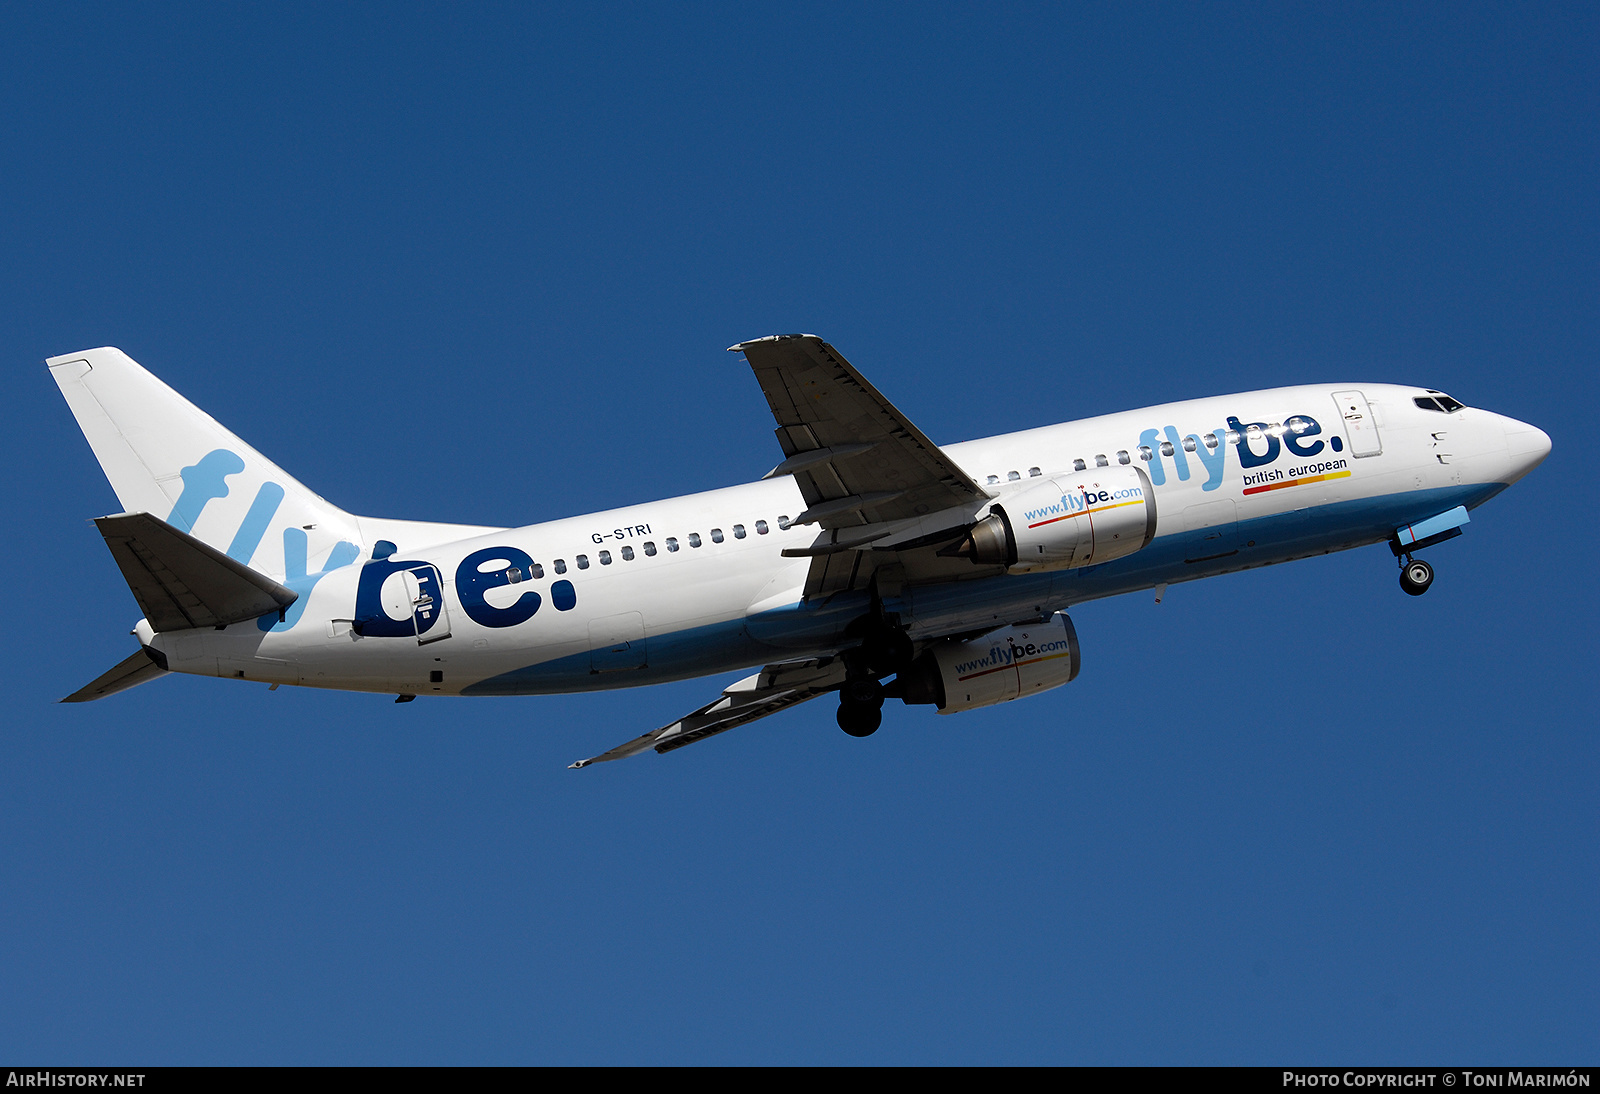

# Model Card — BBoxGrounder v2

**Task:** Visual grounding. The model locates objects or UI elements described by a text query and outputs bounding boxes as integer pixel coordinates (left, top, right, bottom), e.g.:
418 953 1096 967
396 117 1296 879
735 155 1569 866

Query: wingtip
727 333 820 352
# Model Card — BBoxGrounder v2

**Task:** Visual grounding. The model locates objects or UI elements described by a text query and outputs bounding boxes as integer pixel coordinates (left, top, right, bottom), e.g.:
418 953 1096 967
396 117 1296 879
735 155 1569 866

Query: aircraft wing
731 334 1000 597
731 335 988 528
569 656 849 768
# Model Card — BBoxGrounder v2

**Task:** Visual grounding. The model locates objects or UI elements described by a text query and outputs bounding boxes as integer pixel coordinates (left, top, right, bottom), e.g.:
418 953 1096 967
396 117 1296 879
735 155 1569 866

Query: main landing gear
835 620 913 737
1399 556 1434 596
836 677 884 737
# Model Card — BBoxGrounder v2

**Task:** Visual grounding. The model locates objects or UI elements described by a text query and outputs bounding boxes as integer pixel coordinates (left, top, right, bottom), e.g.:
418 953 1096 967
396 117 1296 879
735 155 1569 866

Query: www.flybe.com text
954 637 1073 677
1023 484 1146 525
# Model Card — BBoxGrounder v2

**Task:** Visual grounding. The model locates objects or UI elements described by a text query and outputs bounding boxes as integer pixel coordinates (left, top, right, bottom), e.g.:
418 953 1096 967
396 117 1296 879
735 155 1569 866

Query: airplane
49 335 1551 767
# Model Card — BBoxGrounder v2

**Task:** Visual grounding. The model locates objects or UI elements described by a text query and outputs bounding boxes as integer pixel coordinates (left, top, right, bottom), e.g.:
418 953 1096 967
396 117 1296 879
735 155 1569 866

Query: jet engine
898 614 1081 714
951 465 1157 572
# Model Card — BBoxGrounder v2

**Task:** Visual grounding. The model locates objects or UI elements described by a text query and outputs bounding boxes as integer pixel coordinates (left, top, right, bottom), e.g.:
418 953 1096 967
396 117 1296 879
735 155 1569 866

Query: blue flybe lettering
261 527 361 631
456 547 543 628
352 555 448 637
1133 414 1328 491
226 482 285 564
161 449 359 632
167 449 245 533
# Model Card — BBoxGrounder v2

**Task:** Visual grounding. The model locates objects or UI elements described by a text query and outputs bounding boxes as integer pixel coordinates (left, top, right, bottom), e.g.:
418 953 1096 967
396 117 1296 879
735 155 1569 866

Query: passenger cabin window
1182 436 1196 452
710 528 724 543
666 537 679 552
506 566 525 584
532 562 544 578
1095 454 1109 468
1073 458 1086 471
986 475 999 485
1203 433 1219 450
755 520 769 535
576 554 590 570
778 515 792 530
643 541 657 556
1007 470 1020 481
688 533 702 548
1028 467 1041 477
1160 441 1174 457
599 550 612 565
1138 446 1153 461
554 559 567 574
733 524 746 539
621 546 634 561
1116 451 1130 465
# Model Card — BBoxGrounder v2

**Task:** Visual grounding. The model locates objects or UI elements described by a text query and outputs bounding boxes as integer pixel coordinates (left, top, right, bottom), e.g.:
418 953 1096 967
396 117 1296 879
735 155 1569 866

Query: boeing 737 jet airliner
50 336 1551 767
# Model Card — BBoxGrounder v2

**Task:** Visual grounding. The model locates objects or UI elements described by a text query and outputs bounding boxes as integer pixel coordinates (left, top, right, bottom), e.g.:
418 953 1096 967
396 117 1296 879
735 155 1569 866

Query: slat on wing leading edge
730 335 986 530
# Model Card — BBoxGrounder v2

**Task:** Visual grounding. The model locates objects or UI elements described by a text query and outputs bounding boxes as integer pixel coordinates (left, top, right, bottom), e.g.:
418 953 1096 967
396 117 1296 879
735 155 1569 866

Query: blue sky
2 2 1595 1063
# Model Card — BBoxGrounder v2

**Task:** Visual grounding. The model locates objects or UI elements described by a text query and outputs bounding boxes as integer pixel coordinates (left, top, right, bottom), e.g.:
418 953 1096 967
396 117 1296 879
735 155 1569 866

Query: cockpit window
1418 393 1465 413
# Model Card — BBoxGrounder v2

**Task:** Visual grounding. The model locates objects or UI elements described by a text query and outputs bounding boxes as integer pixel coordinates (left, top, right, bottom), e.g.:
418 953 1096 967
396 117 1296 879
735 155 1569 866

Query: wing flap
95 512 299 632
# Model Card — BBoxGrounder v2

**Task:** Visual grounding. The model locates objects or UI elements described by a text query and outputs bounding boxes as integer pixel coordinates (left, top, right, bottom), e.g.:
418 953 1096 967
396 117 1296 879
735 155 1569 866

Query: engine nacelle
899 613 1081 714
957 465 1157 572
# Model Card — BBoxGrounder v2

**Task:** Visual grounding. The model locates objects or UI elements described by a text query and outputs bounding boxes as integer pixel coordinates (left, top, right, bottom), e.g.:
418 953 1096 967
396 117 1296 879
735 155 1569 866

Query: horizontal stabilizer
95 512 299 632
62 648 169 703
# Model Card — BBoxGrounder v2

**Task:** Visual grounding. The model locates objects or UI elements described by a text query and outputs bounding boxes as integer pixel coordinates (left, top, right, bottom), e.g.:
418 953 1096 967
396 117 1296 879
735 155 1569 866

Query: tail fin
48 348 365 582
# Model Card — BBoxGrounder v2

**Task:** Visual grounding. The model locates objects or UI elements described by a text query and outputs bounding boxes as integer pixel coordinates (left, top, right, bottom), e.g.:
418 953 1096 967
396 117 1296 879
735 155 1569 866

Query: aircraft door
1333 390 1382 457
407 565 452 645
378 564 453 645
589 612 647 672
1181 498 1239 562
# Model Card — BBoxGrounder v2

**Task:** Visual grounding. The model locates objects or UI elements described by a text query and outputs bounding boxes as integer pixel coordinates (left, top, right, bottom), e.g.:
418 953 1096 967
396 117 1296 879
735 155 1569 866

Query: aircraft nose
1502 417 1552 484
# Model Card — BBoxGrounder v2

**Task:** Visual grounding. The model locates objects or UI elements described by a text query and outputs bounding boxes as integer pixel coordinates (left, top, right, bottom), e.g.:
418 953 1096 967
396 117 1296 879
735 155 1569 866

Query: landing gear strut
837 582 911 738
1399 556 1434 596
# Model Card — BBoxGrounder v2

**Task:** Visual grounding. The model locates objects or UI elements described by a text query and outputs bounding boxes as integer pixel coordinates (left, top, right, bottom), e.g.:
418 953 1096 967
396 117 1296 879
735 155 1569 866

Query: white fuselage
136 383 1548 698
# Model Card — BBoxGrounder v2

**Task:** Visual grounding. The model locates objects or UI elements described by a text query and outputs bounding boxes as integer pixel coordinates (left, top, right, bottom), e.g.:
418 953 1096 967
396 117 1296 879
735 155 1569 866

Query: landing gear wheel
842 678 885 708
837 700 882 737
1399 557 1434 596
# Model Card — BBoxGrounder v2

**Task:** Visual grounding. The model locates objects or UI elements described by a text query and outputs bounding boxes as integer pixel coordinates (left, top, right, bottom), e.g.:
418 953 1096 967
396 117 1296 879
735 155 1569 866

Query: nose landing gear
1399 556 1434 596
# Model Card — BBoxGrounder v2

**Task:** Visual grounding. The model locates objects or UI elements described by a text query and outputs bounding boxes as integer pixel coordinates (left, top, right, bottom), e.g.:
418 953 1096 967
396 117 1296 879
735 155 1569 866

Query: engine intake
952 465 1157 572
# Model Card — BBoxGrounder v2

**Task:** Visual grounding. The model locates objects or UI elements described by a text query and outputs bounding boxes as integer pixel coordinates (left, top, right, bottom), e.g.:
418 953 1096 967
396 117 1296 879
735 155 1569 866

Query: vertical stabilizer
48 348 364 582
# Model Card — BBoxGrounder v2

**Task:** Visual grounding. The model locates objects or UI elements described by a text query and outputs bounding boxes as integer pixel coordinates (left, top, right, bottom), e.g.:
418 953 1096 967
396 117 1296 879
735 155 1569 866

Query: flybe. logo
1134 414 1347 494
168 448 575 636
